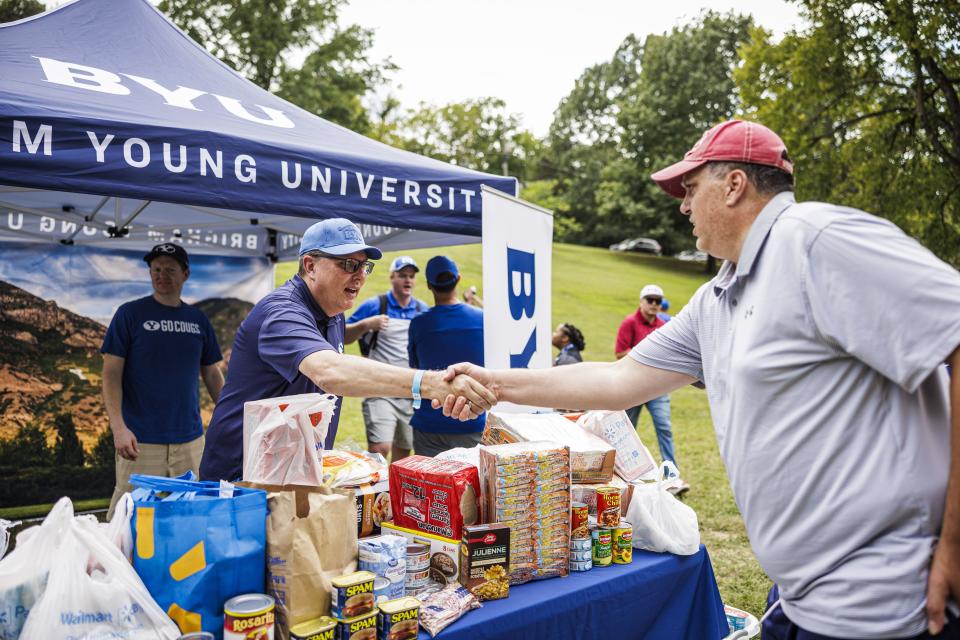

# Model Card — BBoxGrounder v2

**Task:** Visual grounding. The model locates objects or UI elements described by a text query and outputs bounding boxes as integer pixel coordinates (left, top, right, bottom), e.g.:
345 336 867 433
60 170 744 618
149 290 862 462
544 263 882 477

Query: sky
340 0 805 136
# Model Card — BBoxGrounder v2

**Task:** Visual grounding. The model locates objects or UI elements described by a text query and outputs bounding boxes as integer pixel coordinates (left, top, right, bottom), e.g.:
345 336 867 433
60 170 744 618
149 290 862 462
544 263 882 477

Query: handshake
418 363 498 421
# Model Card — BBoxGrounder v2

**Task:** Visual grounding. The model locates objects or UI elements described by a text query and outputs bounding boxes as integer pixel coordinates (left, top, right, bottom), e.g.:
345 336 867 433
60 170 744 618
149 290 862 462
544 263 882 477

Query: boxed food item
381 521 461 587
459 523 510 601
479 442 570 584
358 535 406 601
576 410 657 481
388 456 480 540
571 475 635 516
353 480 391 538
483 412 615 483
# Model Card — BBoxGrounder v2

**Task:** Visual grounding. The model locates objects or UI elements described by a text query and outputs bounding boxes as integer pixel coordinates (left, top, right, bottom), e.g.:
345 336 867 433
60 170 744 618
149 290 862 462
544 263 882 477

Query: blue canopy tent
0 0 518 259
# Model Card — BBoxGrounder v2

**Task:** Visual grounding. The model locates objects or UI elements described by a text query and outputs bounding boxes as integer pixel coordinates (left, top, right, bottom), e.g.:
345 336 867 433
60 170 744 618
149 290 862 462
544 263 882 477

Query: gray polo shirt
631 192 960 637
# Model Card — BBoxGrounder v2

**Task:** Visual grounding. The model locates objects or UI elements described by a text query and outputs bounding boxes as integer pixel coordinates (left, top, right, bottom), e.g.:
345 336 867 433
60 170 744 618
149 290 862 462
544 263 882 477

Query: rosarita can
595 487 621 528
591 528 612 567
223 593 275 640
613 521 633 564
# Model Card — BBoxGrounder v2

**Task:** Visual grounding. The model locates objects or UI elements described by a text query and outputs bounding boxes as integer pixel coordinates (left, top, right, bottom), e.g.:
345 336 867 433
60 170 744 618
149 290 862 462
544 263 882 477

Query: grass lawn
277 242 772 616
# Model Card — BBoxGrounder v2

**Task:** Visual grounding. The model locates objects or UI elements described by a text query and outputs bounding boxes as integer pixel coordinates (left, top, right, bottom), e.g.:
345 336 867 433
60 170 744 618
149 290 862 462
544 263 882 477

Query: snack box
483 412 615 483
354 479 391 538
459 523 510 601
381 521 461 587
388 456 480 540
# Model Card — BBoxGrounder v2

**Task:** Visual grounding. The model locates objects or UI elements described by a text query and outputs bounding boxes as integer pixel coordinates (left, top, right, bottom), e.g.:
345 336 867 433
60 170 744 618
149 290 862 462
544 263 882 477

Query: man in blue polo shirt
407 256 485 457
200 220 495 482
101 243 224 517
346 256 428 461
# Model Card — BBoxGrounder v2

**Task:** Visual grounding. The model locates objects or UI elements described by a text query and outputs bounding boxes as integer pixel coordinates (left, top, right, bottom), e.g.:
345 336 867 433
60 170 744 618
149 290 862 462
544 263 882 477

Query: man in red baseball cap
434 120 960 639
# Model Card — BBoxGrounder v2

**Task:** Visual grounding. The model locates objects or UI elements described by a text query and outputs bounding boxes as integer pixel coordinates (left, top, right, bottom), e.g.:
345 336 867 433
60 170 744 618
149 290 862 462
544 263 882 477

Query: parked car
610 237 662 256
675 249 708 263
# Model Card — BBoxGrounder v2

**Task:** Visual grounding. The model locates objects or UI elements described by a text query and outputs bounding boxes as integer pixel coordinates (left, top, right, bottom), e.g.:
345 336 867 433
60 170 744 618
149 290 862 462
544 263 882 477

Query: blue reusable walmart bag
130 473 267 640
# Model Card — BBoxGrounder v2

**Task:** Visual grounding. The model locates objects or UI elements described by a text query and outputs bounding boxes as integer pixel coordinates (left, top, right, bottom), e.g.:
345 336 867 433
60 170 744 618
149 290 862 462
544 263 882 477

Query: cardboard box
459 524 510 601
380 521 461 587
353 479 391 538
483 412 615 484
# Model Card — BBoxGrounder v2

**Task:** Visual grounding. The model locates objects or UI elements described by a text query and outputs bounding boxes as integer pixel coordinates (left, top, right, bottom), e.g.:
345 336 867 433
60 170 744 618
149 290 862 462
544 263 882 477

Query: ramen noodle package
389 456 480 540
418 585 481 637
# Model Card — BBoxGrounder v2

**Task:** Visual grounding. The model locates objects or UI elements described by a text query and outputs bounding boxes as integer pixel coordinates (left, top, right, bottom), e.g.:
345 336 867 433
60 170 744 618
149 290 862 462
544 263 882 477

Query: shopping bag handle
129 473 235 495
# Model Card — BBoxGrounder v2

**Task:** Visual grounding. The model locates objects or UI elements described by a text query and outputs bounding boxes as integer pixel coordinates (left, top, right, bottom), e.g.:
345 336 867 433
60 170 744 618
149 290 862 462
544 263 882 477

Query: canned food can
571 502 589 538
404 567 431 591
335 608 378 640
591 528 612 567
570 536 592 551
406 543 430 571
178 634 215 640
570 559 593 572
289 616 337 640
331 570 376 619
223 593 275 640
613 521 633 564
595 487 621 528
373 576 391 603
570 549 592 562
376 596 420 640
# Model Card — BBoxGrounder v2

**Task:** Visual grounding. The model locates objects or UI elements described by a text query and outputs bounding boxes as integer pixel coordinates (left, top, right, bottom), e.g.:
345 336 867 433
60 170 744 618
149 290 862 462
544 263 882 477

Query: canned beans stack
404 543 431 595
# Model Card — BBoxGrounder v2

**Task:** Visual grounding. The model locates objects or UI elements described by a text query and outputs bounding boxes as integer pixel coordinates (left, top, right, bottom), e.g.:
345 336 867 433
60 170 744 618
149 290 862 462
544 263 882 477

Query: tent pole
62 195 110 244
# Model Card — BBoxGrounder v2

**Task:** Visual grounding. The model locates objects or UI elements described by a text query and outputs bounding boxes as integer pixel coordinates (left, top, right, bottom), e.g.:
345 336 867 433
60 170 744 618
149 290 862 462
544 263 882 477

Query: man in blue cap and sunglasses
200 218 495 482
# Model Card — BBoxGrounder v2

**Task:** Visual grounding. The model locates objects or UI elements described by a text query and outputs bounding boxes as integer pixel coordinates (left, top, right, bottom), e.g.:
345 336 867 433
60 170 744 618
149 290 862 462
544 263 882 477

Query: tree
89 428 115 470
597 12 753 253
0 423 53 468
53 412 86 466
390 98 541 182
736 0 960 266
158 0 392 133
0 0 43 23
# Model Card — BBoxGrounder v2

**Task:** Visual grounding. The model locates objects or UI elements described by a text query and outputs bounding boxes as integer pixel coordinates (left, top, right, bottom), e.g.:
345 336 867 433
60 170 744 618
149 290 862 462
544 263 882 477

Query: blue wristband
412 369 425 409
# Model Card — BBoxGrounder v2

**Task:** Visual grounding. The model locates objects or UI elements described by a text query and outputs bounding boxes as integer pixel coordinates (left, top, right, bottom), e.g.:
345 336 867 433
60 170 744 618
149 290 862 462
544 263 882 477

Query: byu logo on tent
143 320 160 331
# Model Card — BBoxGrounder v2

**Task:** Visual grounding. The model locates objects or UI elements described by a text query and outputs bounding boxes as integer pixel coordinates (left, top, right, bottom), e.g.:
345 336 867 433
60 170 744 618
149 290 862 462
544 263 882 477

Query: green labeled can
612 521 633 564
591 527 612 567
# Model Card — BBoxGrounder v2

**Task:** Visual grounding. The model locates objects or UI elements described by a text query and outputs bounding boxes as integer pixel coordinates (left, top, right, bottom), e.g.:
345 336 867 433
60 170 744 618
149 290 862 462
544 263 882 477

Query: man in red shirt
615 284 688 493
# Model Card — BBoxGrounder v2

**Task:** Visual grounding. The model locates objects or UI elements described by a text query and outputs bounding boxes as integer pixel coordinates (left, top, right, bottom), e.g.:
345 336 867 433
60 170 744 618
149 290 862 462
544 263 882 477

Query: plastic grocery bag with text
624 462 700 555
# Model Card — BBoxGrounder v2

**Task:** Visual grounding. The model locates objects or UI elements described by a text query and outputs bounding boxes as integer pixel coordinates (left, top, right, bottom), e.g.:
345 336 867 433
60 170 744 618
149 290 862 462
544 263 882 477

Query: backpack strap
367 293 389 354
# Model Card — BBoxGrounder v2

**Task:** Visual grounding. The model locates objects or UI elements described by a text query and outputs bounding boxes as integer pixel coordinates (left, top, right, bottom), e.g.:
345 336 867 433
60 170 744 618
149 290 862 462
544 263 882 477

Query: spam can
331 570 376 619
289 616 337 640
595 487 621 528
376 596 420 640
336 609 378 640
224 593 275 640
613 521 633 564
570 502 589 538
591 528 612 567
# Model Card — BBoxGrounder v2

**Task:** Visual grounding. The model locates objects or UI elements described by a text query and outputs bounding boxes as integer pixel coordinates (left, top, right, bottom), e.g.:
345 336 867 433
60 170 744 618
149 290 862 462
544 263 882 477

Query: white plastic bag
0 499 73 639
243 393 336 484
20 511 179 640
624 462 700 555
104 492 134 561
577 410 658 481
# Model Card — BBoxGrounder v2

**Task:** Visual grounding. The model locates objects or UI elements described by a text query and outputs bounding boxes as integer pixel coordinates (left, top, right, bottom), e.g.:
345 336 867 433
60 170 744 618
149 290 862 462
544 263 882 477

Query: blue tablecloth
435 545 729 640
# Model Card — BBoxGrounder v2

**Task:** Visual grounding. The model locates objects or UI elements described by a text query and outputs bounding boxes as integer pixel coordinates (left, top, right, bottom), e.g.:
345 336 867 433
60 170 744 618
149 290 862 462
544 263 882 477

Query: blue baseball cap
299 218 382 259
425 256 459 286
144 242 189 269
390 256 419 273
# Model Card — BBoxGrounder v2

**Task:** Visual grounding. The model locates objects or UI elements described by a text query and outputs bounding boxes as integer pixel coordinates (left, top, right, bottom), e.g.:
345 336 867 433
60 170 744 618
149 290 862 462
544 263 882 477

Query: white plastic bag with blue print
624 462 700 555
19 505 179 640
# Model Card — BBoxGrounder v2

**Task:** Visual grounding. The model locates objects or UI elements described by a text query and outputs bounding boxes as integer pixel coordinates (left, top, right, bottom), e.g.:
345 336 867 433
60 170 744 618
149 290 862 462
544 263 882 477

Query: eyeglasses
316 254 375 275
643 297 663 305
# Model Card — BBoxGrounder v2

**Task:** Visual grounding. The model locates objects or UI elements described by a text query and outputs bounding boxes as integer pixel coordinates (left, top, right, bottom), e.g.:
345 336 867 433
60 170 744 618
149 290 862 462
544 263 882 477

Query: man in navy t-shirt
200 220 497 482
101 243 224 517
407 256 485 457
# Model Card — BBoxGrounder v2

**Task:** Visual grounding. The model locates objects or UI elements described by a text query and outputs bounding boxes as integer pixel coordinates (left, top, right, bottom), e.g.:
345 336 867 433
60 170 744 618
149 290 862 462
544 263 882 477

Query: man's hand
422 367 496 421
113 425 140 461
367 315 389 331
927 536 960 634
430 363 499 418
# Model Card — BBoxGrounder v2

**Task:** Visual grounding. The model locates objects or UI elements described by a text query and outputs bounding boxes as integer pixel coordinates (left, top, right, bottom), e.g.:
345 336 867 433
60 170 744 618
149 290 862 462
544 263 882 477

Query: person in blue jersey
345 256 428 461
200 220 494 482
407 256 485 457
101 243 224 518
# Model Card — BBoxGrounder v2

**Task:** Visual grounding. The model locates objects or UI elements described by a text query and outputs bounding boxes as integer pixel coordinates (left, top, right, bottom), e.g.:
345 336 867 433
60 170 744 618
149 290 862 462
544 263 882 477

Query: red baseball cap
651 120 793 199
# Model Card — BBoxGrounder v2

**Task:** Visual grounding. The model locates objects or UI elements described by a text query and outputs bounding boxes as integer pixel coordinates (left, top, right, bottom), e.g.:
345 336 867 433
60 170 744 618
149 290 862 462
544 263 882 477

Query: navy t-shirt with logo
200 275 345 481
100 296 222 444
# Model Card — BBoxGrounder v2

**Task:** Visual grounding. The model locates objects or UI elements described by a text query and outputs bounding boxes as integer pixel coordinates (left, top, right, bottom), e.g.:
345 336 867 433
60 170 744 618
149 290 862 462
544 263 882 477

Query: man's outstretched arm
927 344 960 635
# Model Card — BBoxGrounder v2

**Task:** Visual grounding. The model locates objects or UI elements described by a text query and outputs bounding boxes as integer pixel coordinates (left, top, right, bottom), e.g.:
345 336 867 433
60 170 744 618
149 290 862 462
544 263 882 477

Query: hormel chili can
224 593 275 640
570 502 589 539
595 486 621 528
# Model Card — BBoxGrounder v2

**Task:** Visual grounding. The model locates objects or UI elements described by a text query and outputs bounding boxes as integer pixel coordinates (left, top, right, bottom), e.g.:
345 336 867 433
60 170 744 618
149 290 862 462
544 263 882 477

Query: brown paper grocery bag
239 483 358 640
